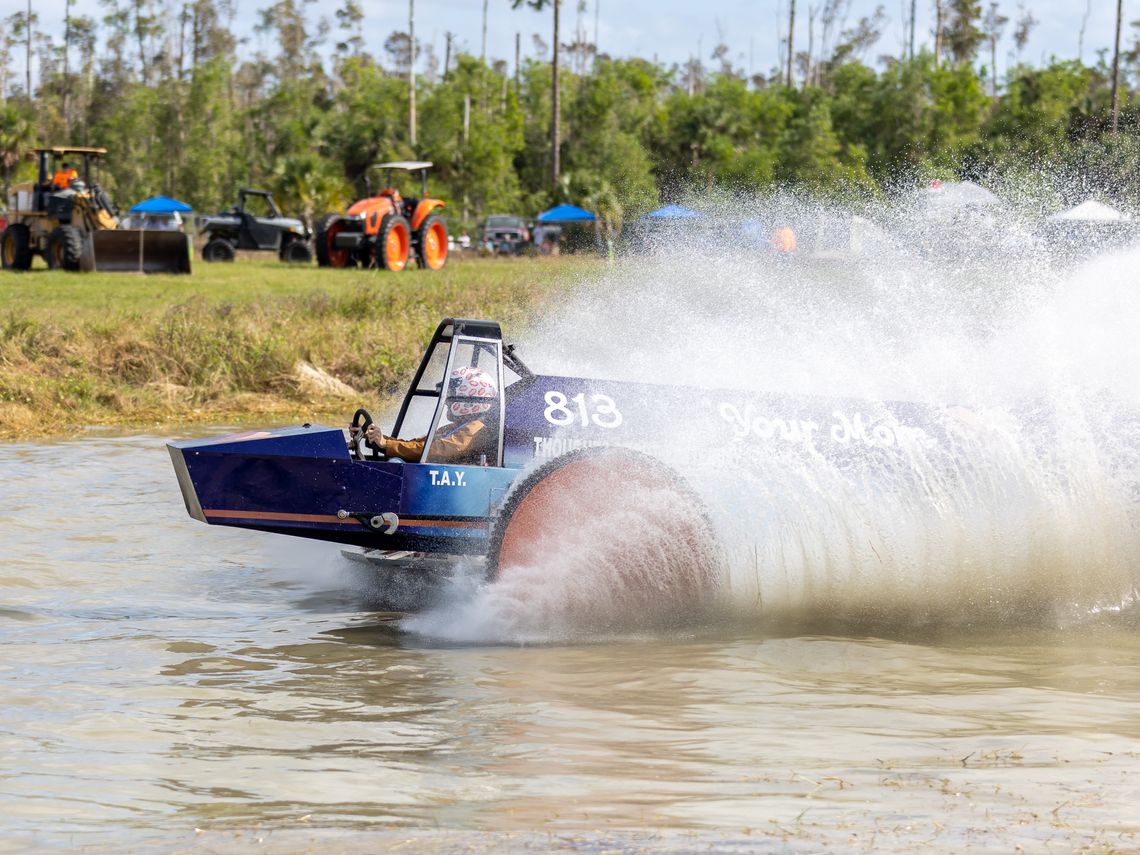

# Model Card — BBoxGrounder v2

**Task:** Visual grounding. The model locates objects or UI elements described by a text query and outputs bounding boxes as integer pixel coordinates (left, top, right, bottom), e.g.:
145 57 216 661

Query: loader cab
390 318 532 468
32 146 105 216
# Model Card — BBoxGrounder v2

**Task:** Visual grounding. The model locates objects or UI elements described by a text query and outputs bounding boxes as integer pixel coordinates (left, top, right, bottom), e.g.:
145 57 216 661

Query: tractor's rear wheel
1 224 33 271
280 238 313 263
376 214 410 271
486 447 723 626
202 237 236 262
315 213 354 268
415 214 448 270
47 225 84 271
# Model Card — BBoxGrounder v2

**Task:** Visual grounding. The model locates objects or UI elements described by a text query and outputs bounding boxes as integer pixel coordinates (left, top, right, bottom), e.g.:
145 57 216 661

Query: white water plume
405 192 1140 642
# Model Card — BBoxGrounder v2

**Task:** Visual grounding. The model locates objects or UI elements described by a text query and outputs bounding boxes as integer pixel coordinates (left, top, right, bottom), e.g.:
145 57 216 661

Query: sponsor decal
532 435 611 460
718 401 934 452
429 469 467 487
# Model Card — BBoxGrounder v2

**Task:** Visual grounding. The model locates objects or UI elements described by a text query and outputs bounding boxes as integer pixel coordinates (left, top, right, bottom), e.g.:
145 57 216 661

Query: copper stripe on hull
202 509 484 529
400 519 484 529
203 509 351 524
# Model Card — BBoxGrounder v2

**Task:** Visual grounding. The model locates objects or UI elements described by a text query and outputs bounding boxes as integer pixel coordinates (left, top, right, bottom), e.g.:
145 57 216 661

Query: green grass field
0 255 593 439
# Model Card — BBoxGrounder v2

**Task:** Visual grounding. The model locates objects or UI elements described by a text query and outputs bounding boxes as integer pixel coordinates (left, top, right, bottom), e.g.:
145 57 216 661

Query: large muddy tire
1 224 33 271
202 237 235 262
280 238 313 263
47 225 83 271
376 214 410 271
415 214 448 270
315 213 354 268
486 447 723 628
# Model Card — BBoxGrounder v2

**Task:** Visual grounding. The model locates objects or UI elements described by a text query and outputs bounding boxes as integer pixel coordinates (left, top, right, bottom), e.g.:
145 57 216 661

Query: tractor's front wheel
376 214 410 271
1 224 33 271
415 214 448 270
47 225 84 271
202 237 236 262
315 214 354 268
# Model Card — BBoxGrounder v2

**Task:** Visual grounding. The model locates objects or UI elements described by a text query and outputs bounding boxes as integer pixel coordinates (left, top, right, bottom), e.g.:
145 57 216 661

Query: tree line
3 0 1140 235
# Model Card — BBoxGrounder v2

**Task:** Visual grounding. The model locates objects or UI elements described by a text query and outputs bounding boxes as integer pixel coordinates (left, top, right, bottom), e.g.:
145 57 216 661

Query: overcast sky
0 0 1128 81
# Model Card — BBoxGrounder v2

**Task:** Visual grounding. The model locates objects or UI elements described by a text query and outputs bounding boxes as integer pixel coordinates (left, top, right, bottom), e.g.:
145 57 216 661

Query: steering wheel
349 408 382 461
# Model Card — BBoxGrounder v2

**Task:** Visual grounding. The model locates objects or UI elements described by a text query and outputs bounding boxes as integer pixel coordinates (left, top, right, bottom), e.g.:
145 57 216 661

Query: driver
365 366 498 465
52 162 79 190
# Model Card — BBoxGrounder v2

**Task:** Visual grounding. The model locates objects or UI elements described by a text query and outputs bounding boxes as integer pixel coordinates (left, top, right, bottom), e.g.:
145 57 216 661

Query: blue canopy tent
643 203 702 220
125 196 192 231
536 203 596 223
625 202 705 253
130 196 193 214
532 204 599 254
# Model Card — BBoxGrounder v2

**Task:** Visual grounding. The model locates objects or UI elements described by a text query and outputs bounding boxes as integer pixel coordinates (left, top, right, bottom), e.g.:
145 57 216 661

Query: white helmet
447 366 497 419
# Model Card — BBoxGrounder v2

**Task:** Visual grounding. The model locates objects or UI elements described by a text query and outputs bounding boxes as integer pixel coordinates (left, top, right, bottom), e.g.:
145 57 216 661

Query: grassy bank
0 256 592 440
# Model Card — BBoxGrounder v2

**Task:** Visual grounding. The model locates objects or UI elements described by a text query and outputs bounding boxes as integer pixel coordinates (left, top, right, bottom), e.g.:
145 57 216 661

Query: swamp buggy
168 318 970 612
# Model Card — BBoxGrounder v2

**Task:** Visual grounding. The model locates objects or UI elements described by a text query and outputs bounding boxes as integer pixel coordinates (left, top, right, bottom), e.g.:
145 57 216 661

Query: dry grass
0 254 592 439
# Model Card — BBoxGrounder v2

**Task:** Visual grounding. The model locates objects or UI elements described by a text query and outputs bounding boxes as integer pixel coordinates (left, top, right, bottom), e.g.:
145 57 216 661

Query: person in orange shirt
52 162 79 190
771 225 797 254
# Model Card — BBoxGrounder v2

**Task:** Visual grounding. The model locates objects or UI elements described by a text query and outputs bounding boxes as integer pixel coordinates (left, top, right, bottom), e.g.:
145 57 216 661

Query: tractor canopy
375 161 433 171
373 161 433 198
32 146 108 154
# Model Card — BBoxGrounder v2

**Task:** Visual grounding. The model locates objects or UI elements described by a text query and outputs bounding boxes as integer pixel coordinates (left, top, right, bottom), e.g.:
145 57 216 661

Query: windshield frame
420 334 505 466
390 319 514 460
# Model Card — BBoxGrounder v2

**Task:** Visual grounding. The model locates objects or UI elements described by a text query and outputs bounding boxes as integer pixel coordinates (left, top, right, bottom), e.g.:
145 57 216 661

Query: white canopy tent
1046 199 1130 223
923 179 1002 209
1041 198 1137 258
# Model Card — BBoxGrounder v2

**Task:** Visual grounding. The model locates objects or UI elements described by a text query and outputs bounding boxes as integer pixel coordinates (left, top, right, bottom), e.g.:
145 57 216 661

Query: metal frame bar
418 333 504 466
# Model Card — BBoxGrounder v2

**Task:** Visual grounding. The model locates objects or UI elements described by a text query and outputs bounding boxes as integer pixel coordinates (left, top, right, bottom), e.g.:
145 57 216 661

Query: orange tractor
315 161 448 271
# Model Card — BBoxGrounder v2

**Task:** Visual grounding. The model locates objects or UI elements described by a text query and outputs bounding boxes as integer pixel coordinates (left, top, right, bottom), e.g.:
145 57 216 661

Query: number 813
543 390 623 429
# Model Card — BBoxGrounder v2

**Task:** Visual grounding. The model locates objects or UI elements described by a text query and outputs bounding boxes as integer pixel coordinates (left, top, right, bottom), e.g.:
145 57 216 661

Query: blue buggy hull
169 424 518 555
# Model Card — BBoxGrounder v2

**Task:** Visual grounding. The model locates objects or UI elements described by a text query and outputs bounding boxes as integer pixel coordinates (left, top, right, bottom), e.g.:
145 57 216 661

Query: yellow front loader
1 146 191 274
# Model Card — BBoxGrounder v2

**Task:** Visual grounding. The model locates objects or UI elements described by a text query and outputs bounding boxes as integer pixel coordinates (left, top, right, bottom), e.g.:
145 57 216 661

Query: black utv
197 188 313 263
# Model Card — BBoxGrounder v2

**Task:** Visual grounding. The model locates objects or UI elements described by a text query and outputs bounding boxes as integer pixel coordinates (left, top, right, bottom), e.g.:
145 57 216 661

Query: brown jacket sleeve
385 420 485 464
384 435 426 461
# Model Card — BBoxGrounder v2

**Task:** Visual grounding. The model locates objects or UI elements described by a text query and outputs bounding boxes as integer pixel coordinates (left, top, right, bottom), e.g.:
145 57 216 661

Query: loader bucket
89 230 192 274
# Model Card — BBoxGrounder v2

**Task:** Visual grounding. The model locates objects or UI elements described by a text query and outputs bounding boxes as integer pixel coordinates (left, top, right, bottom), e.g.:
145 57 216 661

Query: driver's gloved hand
364 423 386 452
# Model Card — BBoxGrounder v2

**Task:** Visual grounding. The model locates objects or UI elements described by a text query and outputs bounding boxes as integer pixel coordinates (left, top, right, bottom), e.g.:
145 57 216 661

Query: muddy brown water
3 432 1140 853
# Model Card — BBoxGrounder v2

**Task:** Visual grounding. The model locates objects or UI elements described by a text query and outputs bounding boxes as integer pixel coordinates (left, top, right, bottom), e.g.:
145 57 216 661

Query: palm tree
0 105 30 201
512 0 561 189
271 153 350 232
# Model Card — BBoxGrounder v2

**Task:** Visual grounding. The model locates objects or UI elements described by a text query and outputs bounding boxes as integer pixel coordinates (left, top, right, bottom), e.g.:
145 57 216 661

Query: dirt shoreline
1 256 588 442
5 391 371 442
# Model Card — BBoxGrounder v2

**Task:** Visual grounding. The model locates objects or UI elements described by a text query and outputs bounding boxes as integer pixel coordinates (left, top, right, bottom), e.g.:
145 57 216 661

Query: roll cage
390 318 532 467
236 188 283 218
